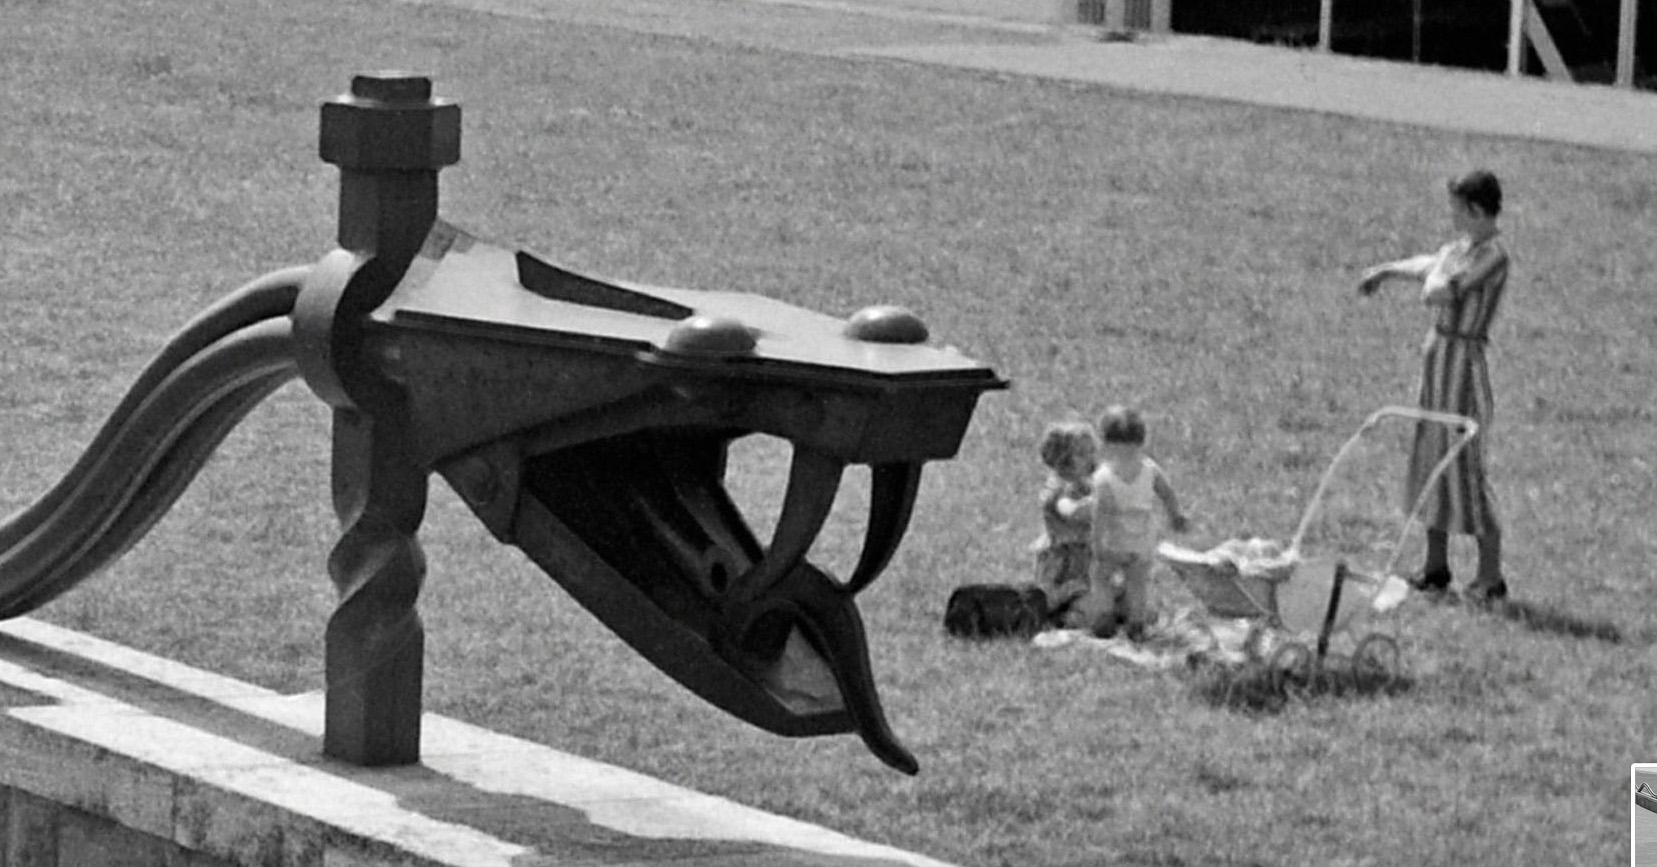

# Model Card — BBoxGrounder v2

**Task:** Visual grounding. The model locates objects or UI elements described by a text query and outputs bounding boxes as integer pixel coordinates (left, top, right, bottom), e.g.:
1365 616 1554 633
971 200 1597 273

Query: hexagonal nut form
320 98 461 172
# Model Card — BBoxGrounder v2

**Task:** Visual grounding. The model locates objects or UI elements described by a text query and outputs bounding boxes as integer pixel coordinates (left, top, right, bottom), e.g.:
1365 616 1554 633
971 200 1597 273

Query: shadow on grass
1478 598 1623 644
1188 655 1416 715
1418 592 1624 643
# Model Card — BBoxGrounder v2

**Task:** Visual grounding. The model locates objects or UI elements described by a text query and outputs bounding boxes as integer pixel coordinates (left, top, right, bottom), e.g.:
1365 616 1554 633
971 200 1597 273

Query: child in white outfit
1085 405 1189 640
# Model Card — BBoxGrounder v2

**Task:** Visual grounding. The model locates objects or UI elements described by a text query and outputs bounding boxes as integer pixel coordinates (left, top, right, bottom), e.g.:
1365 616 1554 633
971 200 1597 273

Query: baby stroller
1158 406 1480 693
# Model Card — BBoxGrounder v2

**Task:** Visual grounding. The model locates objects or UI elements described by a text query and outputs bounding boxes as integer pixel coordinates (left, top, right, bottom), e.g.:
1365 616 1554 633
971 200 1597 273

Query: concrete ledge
0 618 955 867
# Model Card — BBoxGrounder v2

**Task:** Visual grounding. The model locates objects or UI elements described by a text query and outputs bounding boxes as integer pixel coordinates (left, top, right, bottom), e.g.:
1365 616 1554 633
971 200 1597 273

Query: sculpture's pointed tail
443 427 925 774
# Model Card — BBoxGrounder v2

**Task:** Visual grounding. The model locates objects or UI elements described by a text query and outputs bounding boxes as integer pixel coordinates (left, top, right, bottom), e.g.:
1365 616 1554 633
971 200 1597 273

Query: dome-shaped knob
664 315 757 356
845 305 928 344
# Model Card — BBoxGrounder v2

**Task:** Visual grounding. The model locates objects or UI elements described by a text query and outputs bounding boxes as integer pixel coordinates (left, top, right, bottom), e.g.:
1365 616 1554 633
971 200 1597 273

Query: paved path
738 0 1058 34
405 0 1657 154
851 31 1657 154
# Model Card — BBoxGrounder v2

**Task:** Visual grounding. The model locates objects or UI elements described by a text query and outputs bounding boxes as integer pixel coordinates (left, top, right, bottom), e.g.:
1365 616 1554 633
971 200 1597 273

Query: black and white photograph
1 1 1651 865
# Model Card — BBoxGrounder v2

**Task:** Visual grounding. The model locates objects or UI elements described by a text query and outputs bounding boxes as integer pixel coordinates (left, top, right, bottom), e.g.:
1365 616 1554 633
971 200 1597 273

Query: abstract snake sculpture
0 73 1003 775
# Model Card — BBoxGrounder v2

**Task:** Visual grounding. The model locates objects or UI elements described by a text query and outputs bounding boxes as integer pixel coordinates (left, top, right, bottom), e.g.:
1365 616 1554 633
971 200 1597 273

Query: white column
1152 0 1171 32
1507 0 1525 75
1319 0 1333 52
1616 0 1638 87
1524 0 1573 80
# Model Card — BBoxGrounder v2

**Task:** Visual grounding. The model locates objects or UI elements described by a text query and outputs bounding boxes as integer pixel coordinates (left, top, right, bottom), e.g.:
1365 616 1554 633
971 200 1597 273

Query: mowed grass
2 0 1655 864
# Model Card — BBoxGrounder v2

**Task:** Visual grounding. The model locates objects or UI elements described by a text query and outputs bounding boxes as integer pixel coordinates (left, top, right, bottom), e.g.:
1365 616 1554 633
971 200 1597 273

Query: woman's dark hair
1448 169 1502 217
1099 405 1146 445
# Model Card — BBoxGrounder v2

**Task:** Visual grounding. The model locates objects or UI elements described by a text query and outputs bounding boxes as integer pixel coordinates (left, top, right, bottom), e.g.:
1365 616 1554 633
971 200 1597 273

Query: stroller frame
1160 405 1480 687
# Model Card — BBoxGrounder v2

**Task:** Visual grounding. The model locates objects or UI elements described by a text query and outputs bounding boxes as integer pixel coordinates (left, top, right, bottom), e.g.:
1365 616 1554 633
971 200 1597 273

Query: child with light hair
1032 420 1099 626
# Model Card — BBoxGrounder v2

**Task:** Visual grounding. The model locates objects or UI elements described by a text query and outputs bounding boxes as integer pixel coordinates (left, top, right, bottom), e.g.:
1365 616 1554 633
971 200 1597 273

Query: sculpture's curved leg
843 462 923 595
726 448 843 605
322 408 428 766
0 268 305 619
0 268 305 553
0 368 296 617
0 321 297 614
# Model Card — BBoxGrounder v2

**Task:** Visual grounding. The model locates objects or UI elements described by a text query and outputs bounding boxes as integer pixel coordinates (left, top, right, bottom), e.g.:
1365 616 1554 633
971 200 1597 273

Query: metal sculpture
0 73 1004 774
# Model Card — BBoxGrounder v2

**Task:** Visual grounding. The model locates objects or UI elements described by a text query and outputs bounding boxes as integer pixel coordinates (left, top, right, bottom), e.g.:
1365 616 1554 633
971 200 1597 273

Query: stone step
0 618 955 867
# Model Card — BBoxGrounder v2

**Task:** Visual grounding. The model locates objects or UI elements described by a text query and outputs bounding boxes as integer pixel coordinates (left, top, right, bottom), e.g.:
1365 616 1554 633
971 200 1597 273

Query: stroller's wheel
1267 642 1315 696
1352 634 1401 690
1317 653 1352 692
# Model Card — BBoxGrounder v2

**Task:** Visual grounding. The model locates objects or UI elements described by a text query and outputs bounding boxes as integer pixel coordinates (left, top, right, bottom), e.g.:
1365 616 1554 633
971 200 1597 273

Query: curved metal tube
0 367 297 617
728 448 843 605
844 462 923 595
0 267 306 551
0 269 306 618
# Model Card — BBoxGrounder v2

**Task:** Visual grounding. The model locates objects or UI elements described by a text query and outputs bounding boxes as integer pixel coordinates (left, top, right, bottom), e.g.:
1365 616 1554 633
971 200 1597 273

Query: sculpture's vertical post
314 73 460 765
322 412 427 766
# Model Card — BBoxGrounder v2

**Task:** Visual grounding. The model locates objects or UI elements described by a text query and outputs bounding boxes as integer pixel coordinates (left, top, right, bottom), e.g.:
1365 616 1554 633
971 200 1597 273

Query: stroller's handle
1287 405 1481 570
1358 405 1479 439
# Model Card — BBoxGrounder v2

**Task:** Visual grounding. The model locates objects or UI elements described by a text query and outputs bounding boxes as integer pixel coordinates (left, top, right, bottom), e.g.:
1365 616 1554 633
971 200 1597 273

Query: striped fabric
1406 236 1508 535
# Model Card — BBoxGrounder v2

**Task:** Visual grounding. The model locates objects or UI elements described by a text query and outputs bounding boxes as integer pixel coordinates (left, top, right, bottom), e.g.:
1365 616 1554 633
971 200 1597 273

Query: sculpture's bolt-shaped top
320 72 461 172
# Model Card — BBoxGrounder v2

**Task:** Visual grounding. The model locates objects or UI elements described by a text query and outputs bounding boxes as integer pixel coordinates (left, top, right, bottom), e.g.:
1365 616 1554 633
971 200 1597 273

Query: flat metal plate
374 221 1005 385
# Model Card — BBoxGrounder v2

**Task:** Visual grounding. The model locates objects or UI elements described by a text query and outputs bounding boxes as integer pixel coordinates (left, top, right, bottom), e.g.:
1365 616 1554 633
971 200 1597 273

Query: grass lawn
2 0 1654 864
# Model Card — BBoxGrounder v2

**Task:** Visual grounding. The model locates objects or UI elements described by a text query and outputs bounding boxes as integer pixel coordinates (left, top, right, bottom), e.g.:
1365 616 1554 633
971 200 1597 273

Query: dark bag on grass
944 584 1049 639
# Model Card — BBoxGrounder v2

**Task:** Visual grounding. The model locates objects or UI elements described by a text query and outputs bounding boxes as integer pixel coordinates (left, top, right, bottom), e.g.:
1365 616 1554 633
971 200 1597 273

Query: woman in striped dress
1358 170 1508 602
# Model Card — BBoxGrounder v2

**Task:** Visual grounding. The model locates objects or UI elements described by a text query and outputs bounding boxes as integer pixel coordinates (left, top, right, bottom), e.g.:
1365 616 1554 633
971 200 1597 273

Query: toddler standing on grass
1033 421 1099 627
1085 406 1189 640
